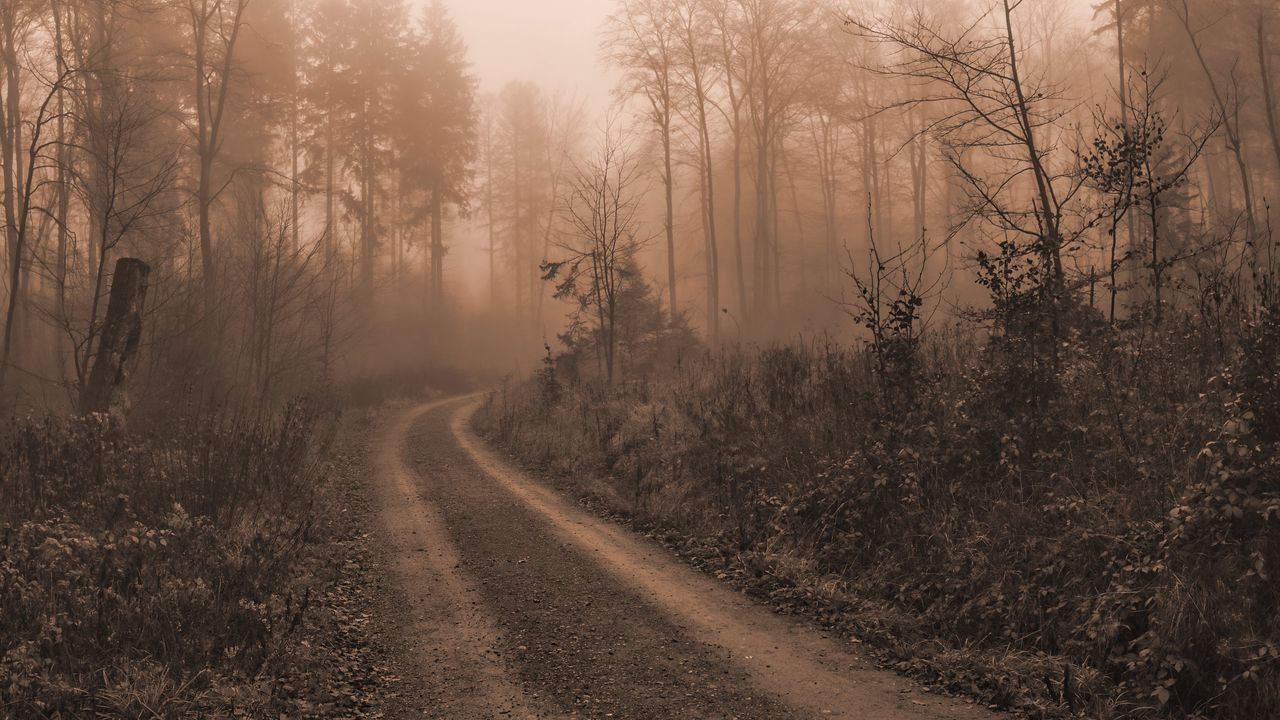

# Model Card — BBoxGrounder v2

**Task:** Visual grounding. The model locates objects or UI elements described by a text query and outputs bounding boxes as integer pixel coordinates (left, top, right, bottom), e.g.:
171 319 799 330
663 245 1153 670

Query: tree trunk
731 118 746 319
1257 13 1280 187
662 106 677 323
431 187 444 307
80 258 150 415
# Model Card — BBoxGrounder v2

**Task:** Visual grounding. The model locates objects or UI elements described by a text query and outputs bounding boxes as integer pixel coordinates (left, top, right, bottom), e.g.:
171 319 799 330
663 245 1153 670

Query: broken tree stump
80 258 150 415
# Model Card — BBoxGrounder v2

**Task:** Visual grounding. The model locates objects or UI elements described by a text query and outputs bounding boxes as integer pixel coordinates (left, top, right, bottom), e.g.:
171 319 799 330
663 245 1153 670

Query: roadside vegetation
0 368 463 717
0 403 337 715
480 302 1280 719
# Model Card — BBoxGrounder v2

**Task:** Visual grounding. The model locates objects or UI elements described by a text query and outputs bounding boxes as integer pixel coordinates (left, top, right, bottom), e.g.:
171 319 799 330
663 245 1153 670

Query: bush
0 403 334 717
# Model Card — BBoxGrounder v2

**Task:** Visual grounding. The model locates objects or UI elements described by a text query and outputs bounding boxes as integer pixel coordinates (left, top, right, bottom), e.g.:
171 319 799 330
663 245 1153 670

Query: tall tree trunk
485 123 497 309
0 46 16 310
325 103 335 259
662 106 677 323
1258 12 1280 187
754 113 771 315
1 23 22 359
1175 0 1257 240
53 4 69 373
80 258 150 415
731 116 746 319
512 125 526 324
698 103 719 343
359 110 375 304
862 108 878 247
783 146 806 293
819 121 838 294
289 0 300 249
1003 0 1062 287
431 187 444 307
1116 0 1139 297
770 144 782 309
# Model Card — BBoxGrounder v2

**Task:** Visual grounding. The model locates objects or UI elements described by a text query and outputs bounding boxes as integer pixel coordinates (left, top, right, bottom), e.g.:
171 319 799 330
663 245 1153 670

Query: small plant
843 204 934 402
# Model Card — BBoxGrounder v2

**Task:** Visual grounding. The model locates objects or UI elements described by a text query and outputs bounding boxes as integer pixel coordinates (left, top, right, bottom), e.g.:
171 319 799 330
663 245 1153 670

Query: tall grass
478 318 1280 719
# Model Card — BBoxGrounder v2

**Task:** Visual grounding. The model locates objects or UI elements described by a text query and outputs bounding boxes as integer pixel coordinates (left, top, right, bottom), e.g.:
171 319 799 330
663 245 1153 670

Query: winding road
371 397 998 719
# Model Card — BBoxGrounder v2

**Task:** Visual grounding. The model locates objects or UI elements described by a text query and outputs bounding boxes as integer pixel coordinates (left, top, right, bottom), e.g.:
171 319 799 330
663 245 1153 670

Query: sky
425 0 618 105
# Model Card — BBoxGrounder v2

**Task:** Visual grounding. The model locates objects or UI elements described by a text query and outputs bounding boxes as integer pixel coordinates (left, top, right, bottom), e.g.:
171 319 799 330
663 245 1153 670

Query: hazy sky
428 0 618 104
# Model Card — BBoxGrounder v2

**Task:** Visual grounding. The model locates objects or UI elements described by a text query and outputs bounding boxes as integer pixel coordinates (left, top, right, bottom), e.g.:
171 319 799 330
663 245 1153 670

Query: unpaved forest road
372 397 999 720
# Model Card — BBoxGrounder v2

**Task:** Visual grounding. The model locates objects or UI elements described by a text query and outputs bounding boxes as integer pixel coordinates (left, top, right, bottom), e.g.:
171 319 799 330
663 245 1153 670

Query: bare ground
368 396 1001 719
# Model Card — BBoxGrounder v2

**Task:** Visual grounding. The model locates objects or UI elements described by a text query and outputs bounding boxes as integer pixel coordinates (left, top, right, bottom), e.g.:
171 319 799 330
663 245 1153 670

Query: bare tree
0 70 72 398
706 0 749 317
672 0 720 341
61 82 181 401
1254 5 1280 190
739 0 812 316
541 130 646 385
849 0 1084 310
607 0 679 323
184 0 250 312
1168 0 1257 239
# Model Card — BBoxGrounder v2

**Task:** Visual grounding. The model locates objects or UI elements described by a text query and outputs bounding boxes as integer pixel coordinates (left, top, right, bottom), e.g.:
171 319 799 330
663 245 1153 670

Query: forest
2 0 1279 717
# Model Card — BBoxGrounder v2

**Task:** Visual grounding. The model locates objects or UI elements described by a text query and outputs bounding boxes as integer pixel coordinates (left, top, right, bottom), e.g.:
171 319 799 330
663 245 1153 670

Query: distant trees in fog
4 0 1280 407
0 0 476 410
592 0 1280 346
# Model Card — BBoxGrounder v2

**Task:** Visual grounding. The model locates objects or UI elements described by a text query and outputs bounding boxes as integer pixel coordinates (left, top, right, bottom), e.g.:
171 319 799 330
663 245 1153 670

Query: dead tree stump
80 258 150 415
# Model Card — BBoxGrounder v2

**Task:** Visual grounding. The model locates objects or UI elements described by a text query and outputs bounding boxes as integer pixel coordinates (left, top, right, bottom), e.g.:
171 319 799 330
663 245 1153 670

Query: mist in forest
3 0 1262 413
5 0 1280 717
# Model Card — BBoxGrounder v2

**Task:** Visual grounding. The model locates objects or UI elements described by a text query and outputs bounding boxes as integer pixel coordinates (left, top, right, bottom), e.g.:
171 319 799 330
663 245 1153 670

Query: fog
0 0 1275 407
438 0 617 101
3 1 1280 716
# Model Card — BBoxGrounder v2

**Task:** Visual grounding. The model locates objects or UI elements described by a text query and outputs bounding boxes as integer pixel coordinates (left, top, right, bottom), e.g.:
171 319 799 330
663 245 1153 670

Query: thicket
479 297 1280 718
0 402 337 716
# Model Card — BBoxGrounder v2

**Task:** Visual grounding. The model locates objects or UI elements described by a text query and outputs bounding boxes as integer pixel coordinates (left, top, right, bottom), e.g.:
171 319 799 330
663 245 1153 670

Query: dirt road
371 397 997 719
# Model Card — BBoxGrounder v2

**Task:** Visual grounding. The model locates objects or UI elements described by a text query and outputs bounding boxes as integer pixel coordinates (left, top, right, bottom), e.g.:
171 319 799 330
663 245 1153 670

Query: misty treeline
0 0 479 413
565 0 1280 366
4 0 1279 411
485 1 1280 718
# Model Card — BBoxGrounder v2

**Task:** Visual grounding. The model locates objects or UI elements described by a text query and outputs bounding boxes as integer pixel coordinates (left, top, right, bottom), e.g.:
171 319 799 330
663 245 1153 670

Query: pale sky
426 0 618 105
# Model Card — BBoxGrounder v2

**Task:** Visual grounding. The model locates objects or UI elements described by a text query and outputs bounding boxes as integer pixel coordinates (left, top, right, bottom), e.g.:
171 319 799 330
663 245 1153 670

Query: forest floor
358 395 1000 719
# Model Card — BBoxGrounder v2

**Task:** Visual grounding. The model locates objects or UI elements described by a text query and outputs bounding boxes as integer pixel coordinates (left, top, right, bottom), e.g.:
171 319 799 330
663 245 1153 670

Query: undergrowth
0 401 337 717
477 314 1280 719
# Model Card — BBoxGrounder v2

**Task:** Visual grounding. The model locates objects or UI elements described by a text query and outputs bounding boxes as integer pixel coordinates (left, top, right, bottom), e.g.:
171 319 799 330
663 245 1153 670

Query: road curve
372 396 998 720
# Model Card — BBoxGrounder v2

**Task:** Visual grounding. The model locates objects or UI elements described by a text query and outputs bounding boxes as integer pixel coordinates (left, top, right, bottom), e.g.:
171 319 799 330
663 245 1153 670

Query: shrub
0 403 333 717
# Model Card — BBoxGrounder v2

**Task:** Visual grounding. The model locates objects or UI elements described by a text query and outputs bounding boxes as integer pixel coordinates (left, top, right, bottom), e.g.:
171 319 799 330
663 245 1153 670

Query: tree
343 0 406 304
1168 0 1256 240
491 81 552 326
739 0 813 316
705 0 749 318
672 0 721 342
397 0 477 308
850 0 1083 318
0 70 71 397
183 0 251 312
299 0 353 261
607 0 679 323
541 131 646 385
